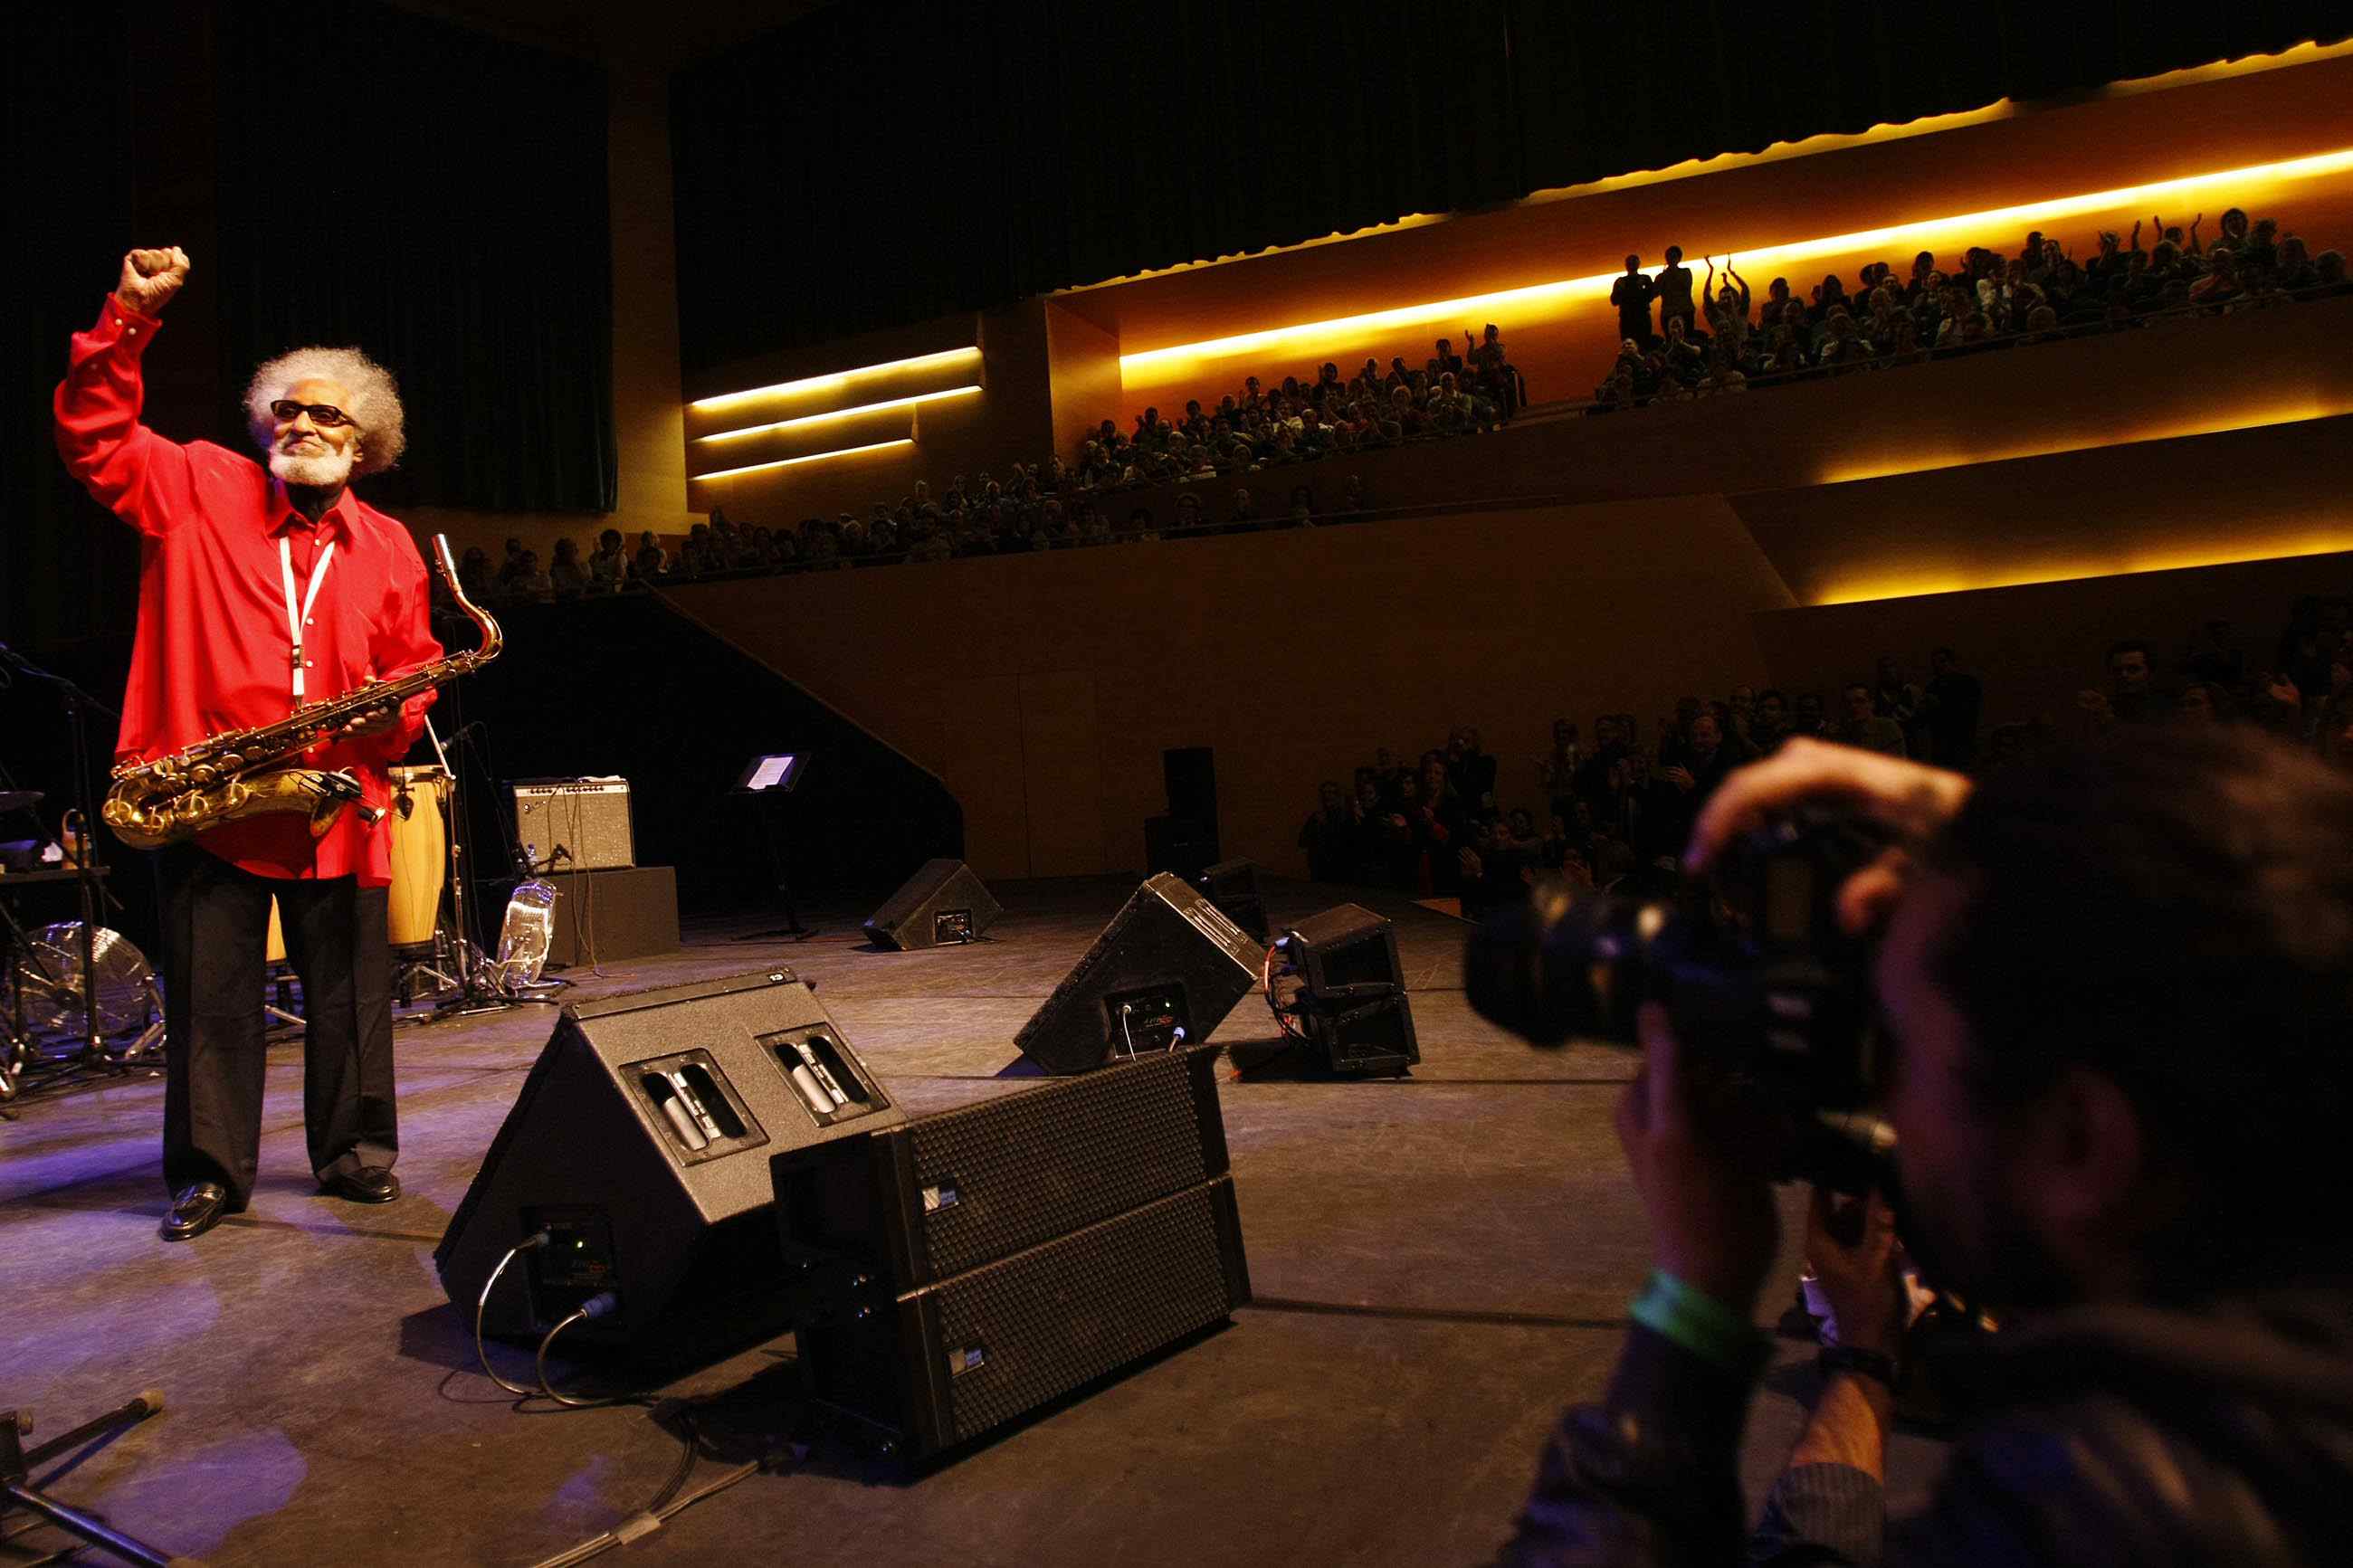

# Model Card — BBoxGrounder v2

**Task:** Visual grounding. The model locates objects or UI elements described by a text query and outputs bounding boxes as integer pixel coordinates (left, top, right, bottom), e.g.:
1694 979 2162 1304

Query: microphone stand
416 706 550 1022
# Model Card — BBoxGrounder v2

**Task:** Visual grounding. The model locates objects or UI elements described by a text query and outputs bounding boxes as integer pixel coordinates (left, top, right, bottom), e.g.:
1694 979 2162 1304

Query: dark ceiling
392 0 830 71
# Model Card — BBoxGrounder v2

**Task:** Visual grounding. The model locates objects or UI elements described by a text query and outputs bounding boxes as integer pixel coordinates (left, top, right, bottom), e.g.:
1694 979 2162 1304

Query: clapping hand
116 246 191 315
1663 765 1697 792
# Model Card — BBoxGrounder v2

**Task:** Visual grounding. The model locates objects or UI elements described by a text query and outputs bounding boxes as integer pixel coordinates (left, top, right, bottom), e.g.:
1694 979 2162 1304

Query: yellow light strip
691 437 913 482
691 348 982 413
1815 400 2349 486
1815 541 2353 606
1119 147 2353 373
698 385 981 443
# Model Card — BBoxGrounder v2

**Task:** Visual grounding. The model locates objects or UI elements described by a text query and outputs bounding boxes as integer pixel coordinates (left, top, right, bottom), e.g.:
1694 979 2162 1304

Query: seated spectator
457 545 496 604
1661 316 1709 385
1228 487 1259 526
1837 680 1908 755
1695 346 1748 395
511 549 553 602
2079 637 2165 732
633 529 667 580
586 527 629 593
1467 322 1517 413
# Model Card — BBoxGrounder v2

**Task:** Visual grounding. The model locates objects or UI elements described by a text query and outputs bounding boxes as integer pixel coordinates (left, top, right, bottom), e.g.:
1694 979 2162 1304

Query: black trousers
157 844 397 1207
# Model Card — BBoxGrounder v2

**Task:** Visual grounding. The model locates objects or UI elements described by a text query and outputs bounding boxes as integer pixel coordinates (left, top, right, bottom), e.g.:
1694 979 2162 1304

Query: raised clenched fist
116 246 191 316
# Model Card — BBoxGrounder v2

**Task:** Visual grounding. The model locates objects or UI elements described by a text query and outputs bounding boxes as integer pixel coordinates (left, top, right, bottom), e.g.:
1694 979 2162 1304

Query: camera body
1465 813 1884 1115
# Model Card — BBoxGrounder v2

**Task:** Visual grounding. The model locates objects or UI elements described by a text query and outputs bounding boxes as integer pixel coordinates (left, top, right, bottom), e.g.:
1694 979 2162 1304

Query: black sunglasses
270 399 356 428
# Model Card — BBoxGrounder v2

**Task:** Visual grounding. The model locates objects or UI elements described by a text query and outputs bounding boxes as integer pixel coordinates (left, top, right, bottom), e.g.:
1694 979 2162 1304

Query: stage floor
1 876 1947 1565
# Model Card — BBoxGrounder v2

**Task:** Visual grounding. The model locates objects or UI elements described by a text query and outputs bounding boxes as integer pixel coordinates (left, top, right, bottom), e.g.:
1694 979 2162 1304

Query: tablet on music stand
734 754 806 794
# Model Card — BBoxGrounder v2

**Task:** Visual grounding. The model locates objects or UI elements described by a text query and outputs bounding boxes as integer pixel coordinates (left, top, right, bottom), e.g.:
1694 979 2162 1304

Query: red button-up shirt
54 295 442 886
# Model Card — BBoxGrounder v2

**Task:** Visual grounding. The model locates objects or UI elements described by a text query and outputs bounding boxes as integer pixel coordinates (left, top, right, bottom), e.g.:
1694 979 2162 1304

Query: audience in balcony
1588 204 2332 410
472 199 2336 600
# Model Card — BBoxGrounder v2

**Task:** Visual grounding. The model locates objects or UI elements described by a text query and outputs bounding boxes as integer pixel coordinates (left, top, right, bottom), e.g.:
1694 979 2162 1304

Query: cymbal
0 789 43 814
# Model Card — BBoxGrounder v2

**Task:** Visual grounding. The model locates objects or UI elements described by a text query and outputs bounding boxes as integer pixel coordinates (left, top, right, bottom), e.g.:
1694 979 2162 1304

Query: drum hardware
1 642 132 1103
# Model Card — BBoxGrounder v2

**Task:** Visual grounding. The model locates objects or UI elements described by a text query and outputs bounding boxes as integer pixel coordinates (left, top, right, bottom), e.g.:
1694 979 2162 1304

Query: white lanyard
279 533 337 704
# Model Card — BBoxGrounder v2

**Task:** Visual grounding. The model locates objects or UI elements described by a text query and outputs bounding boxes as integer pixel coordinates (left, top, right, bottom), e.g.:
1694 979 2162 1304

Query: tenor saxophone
102 534 503 851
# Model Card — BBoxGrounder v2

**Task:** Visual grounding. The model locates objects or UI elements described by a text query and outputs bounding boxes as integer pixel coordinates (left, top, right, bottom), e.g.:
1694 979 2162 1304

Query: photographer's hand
1616 1003 1782 1312
1805 1186 1907 1356
1683 737 1969 933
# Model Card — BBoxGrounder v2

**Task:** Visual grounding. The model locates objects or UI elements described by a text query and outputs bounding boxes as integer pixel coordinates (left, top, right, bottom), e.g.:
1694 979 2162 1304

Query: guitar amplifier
514 778 636 872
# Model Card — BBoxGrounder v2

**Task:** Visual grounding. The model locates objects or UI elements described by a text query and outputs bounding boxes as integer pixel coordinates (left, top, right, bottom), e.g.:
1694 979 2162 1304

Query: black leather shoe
162 1182 231 1242
320 1166 400 1204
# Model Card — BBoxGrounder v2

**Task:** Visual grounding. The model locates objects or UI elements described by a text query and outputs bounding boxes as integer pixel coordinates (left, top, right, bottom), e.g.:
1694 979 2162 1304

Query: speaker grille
930 1180 1242 1446
905 1050 1222 1278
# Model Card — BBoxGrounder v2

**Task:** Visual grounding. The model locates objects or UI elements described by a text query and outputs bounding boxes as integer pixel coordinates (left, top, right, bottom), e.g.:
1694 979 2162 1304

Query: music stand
731 753 813 942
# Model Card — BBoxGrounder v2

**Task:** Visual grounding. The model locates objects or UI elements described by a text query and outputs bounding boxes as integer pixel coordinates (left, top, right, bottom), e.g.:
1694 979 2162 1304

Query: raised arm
53 247 200 537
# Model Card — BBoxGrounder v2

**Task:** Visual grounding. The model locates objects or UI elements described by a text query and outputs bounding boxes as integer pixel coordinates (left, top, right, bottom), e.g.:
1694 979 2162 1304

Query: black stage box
1196 857 1270 944
1015 872 1263 1074
1281 905 1419 1076
864 859 1002 950
775 1048 1248 1459
538 865 680 966
435 970 901 1364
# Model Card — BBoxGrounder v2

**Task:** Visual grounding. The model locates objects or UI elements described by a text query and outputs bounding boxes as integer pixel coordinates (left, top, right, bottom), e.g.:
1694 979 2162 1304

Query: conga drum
386 765 451 953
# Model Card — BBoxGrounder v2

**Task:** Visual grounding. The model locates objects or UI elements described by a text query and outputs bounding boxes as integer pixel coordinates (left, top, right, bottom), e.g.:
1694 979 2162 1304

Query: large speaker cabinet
1015 873 1266 1074
434 969 901 1364
773 1048 1249 1459
863 859 1003 950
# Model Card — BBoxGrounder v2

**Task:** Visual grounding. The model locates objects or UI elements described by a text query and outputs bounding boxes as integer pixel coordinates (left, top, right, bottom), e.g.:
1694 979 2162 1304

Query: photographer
1497 730 2353 1566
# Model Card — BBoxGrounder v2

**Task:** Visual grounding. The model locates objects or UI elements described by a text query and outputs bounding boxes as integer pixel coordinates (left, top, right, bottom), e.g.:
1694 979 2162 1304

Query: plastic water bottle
497 878 558 986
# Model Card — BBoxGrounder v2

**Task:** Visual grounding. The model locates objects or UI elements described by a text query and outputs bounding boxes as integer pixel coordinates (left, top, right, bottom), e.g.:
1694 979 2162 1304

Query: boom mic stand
2 1390 196 1567
416 710 519 1020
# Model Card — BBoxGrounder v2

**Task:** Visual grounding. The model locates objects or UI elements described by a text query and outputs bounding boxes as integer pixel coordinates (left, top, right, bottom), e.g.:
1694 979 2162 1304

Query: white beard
269 444 357 489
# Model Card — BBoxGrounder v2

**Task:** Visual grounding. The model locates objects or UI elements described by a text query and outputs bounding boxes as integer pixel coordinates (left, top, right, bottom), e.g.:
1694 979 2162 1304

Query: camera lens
1463 884 1670 1047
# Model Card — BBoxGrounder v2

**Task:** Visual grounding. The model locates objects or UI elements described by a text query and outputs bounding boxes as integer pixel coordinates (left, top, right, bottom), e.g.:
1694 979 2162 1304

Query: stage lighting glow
691 347 982 413
1118 148 2353 375
697 385 981 443
691 438 914 482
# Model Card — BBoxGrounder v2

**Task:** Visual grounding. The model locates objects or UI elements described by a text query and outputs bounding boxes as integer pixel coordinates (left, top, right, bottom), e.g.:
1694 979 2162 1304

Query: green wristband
1630 1270 1768 1375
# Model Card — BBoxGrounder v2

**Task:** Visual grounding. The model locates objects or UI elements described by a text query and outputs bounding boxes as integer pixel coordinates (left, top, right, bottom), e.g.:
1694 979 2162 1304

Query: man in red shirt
55 245 443 1241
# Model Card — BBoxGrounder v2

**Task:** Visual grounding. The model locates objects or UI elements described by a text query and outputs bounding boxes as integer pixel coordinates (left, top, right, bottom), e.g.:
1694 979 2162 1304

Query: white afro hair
245 347 407 474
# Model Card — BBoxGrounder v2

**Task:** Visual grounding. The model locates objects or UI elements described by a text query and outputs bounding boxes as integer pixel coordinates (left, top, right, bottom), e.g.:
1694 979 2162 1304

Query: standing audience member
1613 255 1657 348
1921 646 1983 768
1298 781 1357 883
1653 246 1697 337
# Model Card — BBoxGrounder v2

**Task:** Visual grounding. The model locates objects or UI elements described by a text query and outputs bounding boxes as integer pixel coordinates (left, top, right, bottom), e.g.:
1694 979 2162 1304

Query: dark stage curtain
214 1 618 517
5 6 142 651
670 0 2352 375
6 3 617 651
